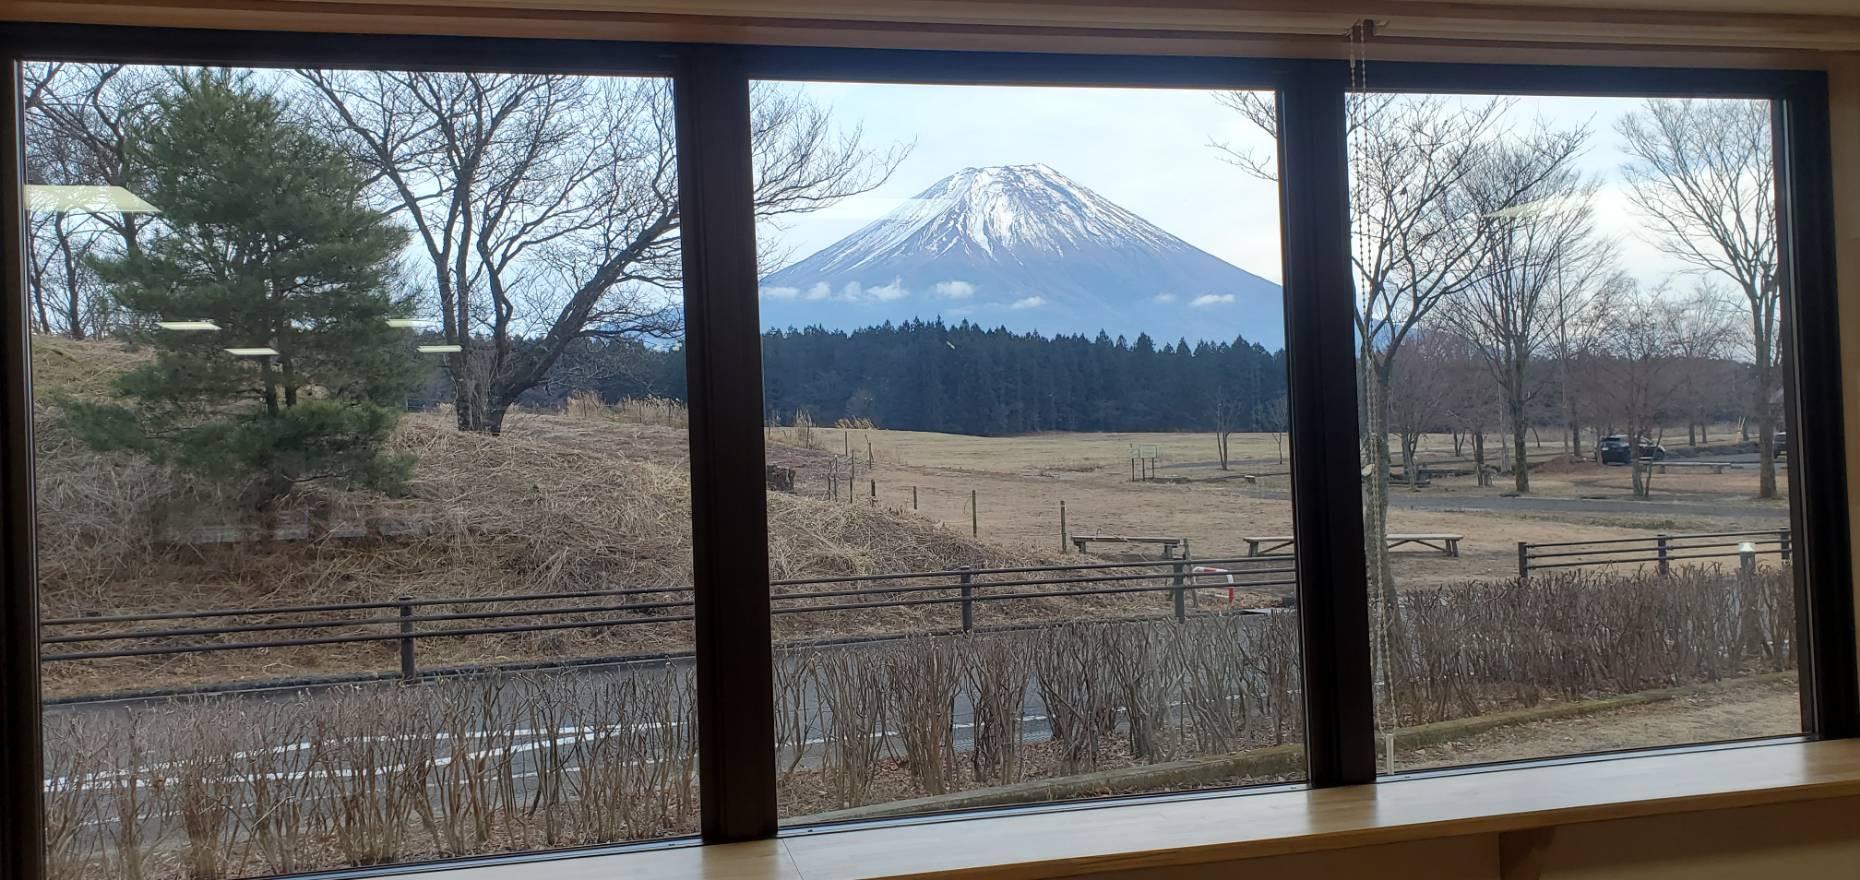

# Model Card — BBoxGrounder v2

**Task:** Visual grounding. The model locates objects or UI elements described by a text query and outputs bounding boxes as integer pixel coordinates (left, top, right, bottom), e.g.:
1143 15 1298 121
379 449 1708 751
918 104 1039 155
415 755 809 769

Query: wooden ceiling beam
4 0 1859 59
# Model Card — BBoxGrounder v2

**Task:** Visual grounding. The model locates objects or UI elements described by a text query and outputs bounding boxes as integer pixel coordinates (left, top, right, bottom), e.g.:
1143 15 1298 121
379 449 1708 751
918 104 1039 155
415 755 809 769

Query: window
749 80 1303 822
24 60 701 878
1346 89 1810 773
0 29 1849 880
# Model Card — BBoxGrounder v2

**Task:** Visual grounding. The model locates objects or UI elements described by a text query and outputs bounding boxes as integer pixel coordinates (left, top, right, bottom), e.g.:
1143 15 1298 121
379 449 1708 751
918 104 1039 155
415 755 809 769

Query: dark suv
1599 434 1666 465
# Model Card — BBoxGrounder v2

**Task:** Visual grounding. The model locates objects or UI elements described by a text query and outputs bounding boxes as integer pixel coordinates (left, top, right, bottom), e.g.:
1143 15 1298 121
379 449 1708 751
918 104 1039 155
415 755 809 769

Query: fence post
1740 542 1758 579
959 568 974 633
397 596 416 682
912 486 918 510
869 479 876 502
1516 542 1530 585
1780 528 1792 564
1059 500 1068 553
971 489 978 537
1172 560 1187 622
1657 533 1670 576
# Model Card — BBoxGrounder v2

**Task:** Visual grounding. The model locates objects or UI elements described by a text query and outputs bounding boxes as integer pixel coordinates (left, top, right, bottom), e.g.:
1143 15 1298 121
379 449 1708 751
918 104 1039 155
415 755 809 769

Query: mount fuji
758 164 1285 349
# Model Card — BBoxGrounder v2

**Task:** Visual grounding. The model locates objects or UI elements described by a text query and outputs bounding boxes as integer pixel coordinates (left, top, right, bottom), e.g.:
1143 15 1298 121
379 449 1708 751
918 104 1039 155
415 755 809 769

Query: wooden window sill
445 739 1860 880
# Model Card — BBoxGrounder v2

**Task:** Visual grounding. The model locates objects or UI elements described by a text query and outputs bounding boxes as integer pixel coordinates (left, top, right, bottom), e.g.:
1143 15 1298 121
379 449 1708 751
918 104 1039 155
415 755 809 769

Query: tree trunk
1509 361 1530 493
1402 434 1419 490
1473 430 1488 486
1754 329 1777 499
56 220 85 340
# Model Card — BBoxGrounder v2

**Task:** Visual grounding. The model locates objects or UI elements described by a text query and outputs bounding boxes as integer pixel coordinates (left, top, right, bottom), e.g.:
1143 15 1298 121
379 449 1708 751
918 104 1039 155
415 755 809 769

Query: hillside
30 337 1089 692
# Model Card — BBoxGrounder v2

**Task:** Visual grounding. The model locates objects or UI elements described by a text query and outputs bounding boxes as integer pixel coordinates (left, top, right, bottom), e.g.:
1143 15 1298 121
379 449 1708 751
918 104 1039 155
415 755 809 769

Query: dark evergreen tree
69 70 415 507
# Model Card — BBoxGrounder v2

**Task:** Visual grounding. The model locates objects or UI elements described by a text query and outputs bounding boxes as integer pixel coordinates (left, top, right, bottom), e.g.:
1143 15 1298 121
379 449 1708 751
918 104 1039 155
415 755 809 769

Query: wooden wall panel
1833 56 1860 690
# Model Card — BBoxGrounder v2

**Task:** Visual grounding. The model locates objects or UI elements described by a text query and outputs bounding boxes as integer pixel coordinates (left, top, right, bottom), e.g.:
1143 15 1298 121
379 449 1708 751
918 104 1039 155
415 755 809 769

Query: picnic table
1070 534 1187 558
1244 533 1463 558
1650 461 1740 474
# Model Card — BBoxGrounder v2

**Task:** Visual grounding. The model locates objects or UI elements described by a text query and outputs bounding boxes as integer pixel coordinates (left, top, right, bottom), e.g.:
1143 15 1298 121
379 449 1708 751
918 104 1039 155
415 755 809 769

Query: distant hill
760 164 1285 349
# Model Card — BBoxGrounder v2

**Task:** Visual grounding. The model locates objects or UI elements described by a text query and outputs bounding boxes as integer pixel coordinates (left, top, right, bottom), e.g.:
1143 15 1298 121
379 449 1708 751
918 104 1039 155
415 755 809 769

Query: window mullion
675 44 781 841
1278 62 1378 787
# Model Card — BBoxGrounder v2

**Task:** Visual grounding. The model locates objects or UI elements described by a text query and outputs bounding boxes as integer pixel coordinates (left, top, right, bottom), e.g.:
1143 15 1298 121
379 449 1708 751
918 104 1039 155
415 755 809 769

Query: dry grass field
770 424 1790 586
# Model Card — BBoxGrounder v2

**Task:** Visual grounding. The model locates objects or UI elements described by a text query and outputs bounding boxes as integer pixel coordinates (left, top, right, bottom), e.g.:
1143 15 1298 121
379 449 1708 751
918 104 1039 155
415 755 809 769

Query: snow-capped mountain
760 164 1285 348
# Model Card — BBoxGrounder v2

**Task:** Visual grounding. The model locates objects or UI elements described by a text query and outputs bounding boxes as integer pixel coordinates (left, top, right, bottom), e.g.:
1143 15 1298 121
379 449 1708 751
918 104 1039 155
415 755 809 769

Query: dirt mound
31 335 151 399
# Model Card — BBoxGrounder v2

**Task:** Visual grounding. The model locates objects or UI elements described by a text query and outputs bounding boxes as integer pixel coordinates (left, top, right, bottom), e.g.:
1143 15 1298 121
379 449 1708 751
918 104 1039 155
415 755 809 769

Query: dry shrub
43 666 709 880
818 648 888 808
1104 622 1176 762
773 650 821 785
614 397 688 428
564 390 607 421
164 709 242 880
42 716 103 880
240 702 318 875
962 631 1034 786
39 567 1790 880
315 688 434 867
1034 625 1118 774
790 409 819 450
886 638 960 794
1384 567 1796 726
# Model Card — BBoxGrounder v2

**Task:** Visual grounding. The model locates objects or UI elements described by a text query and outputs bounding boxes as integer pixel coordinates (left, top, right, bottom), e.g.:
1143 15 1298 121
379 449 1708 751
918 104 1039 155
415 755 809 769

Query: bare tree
299 71 905 433
21 63 163 338
1590 282 1695 496
1253 393 1288 465
1616 98 1781 497
1386 328 1461 490
1547 260 1628 461
1667 280 1743 447
1439 124 1595 492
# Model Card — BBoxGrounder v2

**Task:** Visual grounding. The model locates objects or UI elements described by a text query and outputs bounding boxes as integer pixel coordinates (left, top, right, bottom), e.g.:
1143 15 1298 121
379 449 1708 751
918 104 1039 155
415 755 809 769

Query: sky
753 82 1718 314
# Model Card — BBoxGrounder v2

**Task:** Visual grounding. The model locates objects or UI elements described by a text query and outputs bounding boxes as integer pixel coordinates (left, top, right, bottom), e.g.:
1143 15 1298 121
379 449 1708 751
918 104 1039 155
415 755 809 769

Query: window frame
0 22 1849 880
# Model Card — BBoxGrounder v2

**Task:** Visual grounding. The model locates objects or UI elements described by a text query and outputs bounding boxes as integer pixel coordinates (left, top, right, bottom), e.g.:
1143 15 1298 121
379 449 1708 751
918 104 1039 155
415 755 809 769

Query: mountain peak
760 165 1285 348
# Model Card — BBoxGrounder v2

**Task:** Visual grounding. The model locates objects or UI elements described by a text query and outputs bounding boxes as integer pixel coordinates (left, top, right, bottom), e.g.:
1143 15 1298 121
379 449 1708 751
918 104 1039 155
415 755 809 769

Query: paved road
1382 491 1789 521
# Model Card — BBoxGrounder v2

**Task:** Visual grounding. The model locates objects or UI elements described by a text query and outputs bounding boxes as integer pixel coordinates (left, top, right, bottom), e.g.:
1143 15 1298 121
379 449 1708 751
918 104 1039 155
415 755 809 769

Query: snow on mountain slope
759 164 1285 349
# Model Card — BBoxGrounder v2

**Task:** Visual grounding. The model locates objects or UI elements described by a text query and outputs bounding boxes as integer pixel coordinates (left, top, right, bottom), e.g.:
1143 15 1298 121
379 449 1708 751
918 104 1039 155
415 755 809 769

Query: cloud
1151 293 1177 304
867 279 909 301
761 286 799 300
933 280 976 299
1009 296 1047 310
803 283 832 301
1190 294 1236 308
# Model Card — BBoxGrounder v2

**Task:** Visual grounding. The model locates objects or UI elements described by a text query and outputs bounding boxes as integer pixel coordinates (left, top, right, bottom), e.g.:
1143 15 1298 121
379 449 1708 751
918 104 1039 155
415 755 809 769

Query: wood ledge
436 739 1860 880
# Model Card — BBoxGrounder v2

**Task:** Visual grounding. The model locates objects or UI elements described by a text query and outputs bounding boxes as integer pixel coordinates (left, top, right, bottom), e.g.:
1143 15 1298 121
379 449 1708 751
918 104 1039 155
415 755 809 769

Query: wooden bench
1071 534 1185 557
1245 533 1463 558
1651 461 1739 474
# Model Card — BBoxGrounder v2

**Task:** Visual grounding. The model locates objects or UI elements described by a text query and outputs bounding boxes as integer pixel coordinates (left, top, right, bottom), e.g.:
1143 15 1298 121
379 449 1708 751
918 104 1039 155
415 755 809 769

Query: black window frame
0 23 1849 880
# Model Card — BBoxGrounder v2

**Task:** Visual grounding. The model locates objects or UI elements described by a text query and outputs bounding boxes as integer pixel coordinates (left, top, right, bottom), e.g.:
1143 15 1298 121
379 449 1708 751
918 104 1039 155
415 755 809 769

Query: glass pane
751 81 1304 823
1346 93 1799 773
27 63 699 877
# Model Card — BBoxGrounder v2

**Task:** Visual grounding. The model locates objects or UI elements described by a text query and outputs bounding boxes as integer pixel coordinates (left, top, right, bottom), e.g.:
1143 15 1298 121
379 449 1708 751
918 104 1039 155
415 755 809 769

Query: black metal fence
40 555 1296 679
1518 529 1792 581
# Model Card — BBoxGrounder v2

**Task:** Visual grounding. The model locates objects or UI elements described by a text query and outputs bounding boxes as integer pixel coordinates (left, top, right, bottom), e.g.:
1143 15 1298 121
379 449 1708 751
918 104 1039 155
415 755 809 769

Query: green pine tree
69 69 415 508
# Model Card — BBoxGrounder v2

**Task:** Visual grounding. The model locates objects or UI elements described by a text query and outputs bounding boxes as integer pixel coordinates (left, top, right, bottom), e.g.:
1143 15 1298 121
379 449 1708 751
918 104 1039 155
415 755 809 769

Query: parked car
1599 434 1666 465
1774 431 1789 456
